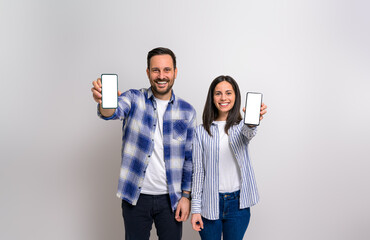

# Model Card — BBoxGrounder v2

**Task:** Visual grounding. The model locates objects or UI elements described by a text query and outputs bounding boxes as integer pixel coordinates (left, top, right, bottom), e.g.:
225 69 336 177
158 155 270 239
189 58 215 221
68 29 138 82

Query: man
91 47 196 240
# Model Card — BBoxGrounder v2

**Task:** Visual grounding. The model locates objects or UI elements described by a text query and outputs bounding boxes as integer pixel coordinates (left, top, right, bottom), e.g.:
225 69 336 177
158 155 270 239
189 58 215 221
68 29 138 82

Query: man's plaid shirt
98 87 196 211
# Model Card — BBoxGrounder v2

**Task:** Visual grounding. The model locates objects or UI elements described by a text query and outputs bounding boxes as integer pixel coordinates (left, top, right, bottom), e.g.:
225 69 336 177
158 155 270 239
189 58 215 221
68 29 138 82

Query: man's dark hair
202 75 242 136
147 47 177 69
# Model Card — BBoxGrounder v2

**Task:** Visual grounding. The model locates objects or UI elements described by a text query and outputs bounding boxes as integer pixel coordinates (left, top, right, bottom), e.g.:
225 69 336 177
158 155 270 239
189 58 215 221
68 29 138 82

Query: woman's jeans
199 190 251 240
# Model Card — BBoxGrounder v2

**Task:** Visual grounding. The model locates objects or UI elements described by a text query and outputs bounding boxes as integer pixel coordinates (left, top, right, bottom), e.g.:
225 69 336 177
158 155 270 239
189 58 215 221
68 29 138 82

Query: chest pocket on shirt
172 119 188 141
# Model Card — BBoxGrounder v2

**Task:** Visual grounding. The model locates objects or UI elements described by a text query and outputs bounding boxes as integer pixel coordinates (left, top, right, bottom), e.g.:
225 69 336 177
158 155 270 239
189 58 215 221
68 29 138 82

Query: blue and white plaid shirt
98 87 196 211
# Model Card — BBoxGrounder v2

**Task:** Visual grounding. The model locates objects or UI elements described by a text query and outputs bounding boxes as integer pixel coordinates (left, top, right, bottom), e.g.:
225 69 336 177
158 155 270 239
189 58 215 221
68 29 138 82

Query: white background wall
1 0 369 239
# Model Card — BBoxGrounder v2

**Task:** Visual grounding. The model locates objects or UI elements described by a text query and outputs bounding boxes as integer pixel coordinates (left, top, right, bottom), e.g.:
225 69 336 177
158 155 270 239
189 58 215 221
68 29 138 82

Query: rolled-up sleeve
191 128 204 214
97 90 133 121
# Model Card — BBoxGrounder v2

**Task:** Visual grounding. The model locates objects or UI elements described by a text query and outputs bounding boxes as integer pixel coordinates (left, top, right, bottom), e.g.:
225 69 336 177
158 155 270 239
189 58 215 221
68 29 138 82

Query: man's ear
175 68 178 79
146 68 150 78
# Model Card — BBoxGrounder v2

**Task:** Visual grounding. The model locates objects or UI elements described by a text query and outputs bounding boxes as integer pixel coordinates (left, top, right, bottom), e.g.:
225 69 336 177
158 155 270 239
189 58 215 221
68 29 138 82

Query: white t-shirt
214 121 241 193
141 98 169 195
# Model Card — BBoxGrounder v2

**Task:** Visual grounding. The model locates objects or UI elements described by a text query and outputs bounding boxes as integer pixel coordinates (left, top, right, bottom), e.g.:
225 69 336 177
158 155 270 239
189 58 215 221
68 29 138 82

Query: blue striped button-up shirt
98 88 196 211
191 121 259 220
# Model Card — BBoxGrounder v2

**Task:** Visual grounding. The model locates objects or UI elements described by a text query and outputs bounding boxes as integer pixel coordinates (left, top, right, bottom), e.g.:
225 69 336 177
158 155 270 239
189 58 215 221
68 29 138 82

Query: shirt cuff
191 198 201 214
97 104 117 120
241 123 257 138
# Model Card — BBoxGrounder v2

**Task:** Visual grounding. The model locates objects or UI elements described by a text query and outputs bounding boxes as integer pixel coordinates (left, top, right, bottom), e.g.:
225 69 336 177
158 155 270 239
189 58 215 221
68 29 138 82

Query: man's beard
151 78 174 96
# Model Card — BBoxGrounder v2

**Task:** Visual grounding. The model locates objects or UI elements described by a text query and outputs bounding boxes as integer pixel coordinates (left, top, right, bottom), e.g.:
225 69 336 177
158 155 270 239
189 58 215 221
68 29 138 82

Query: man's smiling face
147 54 177 100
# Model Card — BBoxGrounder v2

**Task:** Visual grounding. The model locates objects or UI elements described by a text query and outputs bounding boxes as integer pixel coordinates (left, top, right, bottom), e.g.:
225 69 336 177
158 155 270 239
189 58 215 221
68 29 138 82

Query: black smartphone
101 74 118 109
244 92 263 126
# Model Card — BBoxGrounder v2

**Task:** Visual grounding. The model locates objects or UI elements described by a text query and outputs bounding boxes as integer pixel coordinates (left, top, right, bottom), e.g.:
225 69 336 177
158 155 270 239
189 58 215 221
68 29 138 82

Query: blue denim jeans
199 191 251 240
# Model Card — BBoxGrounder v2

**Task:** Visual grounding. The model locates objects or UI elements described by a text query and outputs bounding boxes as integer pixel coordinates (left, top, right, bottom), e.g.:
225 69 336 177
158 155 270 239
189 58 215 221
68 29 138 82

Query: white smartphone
244 92 263 126
101 74 118 109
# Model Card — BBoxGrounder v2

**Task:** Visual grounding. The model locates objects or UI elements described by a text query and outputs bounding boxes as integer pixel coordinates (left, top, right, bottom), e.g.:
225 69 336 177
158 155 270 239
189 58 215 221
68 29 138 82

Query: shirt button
148 155 151 158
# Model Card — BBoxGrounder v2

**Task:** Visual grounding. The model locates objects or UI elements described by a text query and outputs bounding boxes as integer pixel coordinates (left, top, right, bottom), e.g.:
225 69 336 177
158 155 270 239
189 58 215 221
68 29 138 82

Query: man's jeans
199 190 251 240
121 194 182 240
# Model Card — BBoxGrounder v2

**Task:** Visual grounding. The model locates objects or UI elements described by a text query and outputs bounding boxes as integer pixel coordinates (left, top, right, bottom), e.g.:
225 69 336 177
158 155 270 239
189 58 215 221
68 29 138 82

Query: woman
191 75 267 240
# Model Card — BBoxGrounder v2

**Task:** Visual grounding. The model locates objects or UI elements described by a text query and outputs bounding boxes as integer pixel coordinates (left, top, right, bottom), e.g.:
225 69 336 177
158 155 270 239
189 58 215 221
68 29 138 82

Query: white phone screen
244 92 263 126
101 74 118 109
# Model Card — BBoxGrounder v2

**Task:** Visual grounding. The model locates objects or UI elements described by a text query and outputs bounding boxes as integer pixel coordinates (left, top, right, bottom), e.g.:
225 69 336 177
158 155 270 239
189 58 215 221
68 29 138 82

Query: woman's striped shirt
191 121 259 220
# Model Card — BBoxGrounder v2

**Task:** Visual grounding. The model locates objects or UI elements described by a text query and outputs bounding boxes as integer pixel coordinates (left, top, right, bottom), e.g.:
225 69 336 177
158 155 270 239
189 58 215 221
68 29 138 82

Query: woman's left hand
242 103 268 121
259 103 267 121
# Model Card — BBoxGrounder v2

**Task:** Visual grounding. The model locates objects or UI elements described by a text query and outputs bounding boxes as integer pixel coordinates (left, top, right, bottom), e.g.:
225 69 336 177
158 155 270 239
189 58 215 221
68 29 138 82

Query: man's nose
159 71 165 79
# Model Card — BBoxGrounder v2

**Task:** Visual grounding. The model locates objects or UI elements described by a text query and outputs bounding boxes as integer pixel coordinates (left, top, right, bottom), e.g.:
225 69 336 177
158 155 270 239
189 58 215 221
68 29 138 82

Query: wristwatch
181 192 191 200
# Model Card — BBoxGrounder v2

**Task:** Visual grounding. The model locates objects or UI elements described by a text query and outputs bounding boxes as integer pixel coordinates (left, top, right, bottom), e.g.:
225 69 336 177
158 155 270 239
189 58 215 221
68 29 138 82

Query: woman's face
213 81 236 118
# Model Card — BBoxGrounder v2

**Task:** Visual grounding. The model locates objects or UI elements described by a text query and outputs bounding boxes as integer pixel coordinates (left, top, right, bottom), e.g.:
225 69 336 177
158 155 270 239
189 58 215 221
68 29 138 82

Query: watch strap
181 192 191 200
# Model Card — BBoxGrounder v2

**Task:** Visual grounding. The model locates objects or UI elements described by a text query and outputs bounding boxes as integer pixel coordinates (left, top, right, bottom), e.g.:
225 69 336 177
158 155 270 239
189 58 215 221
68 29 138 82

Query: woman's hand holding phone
243 102 267 127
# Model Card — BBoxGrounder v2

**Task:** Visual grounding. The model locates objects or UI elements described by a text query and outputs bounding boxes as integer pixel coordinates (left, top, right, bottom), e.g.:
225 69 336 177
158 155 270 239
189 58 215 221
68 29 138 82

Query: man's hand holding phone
91 76 121 117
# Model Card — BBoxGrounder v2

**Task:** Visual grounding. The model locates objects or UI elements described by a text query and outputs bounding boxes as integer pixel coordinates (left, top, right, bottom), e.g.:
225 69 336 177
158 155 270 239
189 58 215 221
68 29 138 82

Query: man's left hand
175 197 190 222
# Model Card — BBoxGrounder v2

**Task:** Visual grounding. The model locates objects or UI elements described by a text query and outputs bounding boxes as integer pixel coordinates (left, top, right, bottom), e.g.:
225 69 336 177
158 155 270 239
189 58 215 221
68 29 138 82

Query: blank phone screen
244 92 262 126
101 74 118 109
